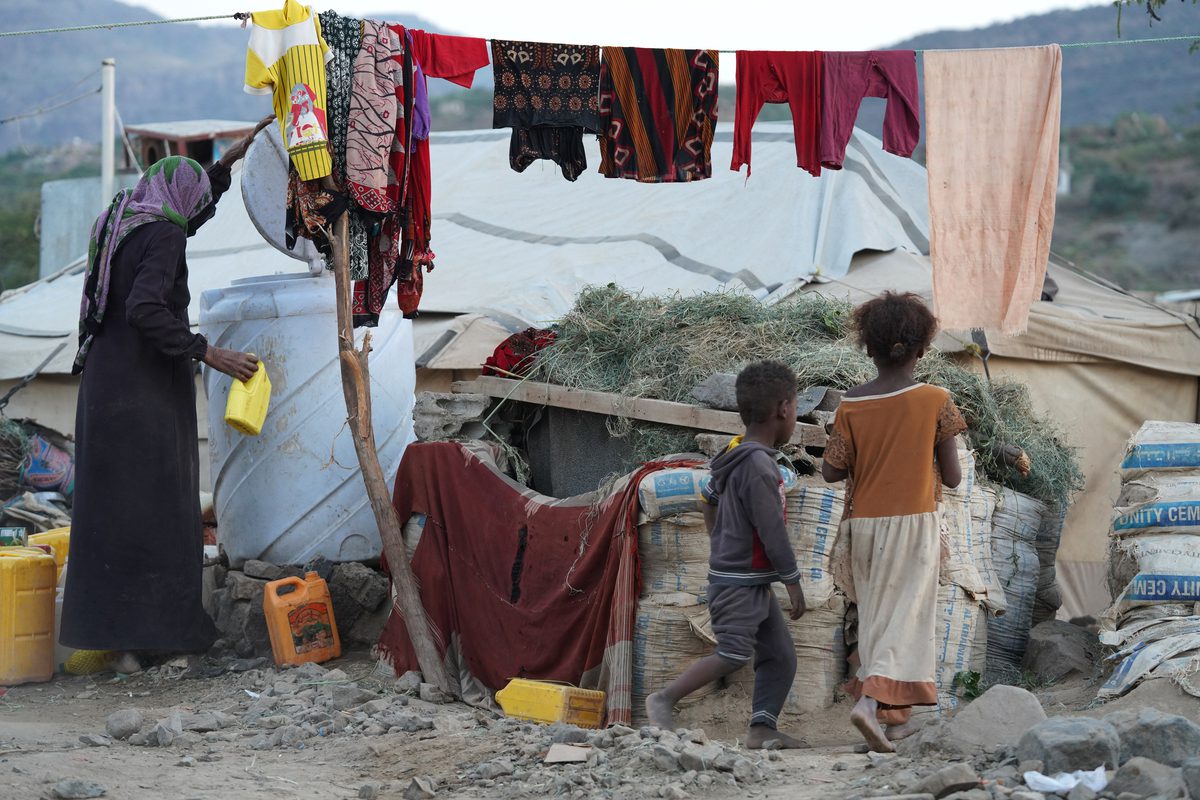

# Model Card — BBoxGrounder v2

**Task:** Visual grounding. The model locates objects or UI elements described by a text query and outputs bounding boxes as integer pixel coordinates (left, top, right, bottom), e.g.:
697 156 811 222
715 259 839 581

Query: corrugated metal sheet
38 175 138 278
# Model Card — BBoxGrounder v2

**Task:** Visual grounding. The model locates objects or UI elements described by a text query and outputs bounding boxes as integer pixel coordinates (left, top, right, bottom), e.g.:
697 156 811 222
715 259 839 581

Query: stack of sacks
632 465 848 720
1101 422 1200 699
986 488 1046 673
929 447 998 714
1032 503 1067 625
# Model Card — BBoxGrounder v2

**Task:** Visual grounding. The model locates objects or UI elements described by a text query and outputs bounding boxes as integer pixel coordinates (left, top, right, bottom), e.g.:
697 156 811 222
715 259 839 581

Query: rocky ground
5 647 1200 800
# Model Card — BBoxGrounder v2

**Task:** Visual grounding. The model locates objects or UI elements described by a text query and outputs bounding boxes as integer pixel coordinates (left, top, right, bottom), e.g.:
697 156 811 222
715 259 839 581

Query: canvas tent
1 122 1197 616
0 122 929 485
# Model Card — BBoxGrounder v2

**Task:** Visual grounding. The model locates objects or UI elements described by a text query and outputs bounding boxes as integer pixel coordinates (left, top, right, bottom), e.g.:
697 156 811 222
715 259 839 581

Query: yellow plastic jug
0 547 56 685
263 572 341 667
28 527 69 582
224 360 271 436
495 678 606 729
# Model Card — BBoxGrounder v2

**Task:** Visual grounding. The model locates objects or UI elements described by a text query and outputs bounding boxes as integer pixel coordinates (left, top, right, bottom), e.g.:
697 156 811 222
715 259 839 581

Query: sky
128 0 1110 50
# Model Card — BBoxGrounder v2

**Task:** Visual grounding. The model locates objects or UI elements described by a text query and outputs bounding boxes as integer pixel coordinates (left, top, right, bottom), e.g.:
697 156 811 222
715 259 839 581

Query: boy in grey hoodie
646 361 808 749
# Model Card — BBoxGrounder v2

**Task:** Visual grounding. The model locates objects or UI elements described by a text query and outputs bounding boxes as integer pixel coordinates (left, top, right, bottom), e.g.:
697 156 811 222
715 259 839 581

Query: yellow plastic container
495 678 606 729
28 527 69 582
224 360 271 436
0 547 56 685
263 572 341 667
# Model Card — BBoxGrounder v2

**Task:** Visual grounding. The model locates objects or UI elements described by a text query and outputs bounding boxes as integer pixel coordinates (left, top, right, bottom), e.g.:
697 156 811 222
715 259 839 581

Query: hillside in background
888 4 1200 130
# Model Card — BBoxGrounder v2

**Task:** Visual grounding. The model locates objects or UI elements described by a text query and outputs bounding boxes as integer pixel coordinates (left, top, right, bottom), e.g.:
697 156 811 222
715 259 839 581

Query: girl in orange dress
822 292 967 753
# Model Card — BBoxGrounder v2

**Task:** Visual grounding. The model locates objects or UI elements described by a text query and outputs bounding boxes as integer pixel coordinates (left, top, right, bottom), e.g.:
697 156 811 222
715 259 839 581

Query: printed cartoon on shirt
287 82 328 149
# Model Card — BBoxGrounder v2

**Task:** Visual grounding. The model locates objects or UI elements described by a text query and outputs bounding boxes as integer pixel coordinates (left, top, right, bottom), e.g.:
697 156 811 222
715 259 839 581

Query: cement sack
1101 616 1200 649
638 478 844 610
1112 474 1200 539
1099 631 1200 699
972 485 1009 616
785 479 844 609
932 584 988 714
631 594 720 718
987 489 1044 669
637 464 799 522
1106 535 1200 615
1120 420 1200 482
639 513 709 597
939 449 989 599
1033 503 1067 625
722 591 849 714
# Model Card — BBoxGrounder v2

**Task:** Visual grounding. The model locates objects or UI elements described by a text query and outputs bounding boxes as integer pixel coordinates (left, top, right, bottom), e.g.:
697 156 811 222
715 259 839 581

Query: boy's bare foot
746 725 810 750
885 721 918 741
850 697 895 753
645 692 676 731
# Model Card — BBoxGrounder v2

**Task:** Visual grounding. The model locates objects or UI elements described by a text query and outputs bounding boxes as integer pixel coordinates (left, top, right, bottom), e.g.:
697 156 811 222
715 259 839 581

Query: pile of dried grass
532 286 1082 504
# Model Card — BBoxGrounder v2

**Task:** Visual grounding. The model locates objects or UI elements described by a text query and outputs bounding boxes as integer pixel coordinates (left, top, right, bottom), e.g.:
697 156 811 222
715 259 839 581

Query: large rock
105 709 144 741
903 685 1046 756
331 562 389 612
1182 757 1200 800
908 763 980 799
225 571 268 603
1016 717 1120 773
1105 756 1187 799
1022 621 1099 683
210 587 273 658
1105 707 1200 767
347 601 390 647
243 559 287 582
690 374 738 411
412 392 489 441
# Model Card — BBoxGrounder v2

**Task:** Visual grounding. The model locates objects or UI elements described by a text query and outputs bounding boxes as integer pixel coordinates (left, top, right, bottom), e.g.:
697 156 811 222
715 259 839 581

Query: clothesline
0 12 1197 53
0 88 101 126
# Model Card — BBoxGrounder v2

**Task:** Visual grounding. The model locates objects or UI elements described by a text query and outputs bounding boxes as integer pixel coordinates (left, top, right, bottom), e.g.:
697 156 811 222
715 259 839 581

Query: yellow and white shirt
244 0 333 180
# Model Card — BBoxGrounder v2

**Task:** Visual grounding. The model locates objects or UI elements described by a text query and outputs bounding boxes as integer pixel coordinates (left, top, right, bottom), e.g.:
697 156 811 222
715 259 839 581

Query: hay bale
531 287 1082 506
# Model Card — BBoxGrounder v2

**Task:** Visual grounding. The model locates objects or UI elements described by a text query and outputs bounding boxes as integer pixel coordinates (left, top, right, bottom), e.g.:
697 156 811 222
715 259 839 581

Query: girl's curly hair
851 291 938 365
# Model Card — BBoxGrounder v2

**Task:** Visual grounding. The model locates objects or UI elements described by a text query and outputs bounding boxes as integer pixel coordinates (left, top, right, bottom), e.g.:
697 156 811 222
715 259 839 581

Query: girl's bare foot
850 696 895 753
746 725 810 749
645 692 676 731
885 721 918 741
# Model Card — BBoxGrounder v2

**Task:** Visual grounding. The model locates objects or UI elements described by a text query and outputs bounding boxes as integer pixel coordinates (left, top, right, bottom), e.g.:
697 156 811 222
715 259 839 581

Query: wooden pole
327 207 452 695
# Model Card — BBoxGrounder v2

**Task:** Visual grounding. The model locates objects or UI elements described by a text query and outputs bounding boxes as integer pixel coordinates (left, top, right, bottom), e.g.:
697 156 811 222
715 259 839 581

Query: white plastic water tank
200 272 416 567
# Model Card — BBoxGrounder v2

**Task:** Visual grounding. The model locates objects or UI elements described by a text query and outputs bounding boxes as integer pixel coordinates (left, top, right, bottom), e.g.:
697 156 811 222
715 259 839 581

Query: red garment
379 442 703 725
820 51 920 169
732 51 823 177
481 328 557 377
405 28 489 88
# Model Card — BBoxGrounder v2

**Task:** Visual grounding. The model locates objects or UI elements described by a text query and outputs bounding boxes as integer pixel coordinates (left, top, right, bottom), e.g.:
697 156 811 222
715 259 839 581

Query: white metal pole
100 58 115 210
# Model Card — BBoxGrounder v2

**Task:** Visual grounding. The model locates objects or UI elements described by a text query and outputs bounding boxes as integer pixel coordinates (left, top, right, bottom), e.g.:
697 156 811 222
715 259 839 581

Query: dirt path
1 655 1132 800
1 651 872 799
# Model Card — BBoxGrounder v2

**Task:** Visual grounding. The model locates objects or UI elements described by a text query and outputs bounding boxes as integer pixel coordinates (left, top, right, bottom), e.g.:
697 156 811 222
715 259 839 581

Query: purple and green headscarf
74 156 212 372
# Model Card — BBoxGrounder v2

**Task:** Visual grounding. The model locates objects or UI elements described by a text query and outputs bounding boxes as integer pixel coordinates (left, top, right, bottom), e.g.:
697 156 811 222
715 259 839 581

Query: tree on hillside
1117 0 1199 33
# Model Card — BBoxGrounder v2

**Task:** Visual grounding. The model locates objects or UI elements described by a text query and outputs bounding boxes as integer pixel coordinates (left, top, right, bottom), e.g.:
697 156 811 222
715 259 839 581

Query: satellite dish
241 127 323 266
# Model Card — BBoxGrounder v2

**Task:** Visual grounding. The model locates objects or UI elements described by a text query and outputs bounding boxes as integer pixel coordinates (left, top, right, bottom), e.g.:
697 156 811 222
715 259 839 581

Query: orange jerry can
263 572 341 667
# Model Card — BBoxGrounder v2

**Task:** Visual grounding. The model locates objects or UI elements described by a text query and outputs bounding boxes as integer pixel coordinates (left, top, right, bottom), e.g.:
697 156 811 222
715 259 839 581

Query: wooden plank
453 376 827 447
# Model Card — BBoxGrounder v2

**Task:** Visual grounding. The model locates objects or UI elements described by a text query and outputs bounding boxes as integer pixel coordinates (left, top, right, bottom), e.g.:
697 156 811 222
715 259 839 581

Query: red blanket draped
380 441 697 725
